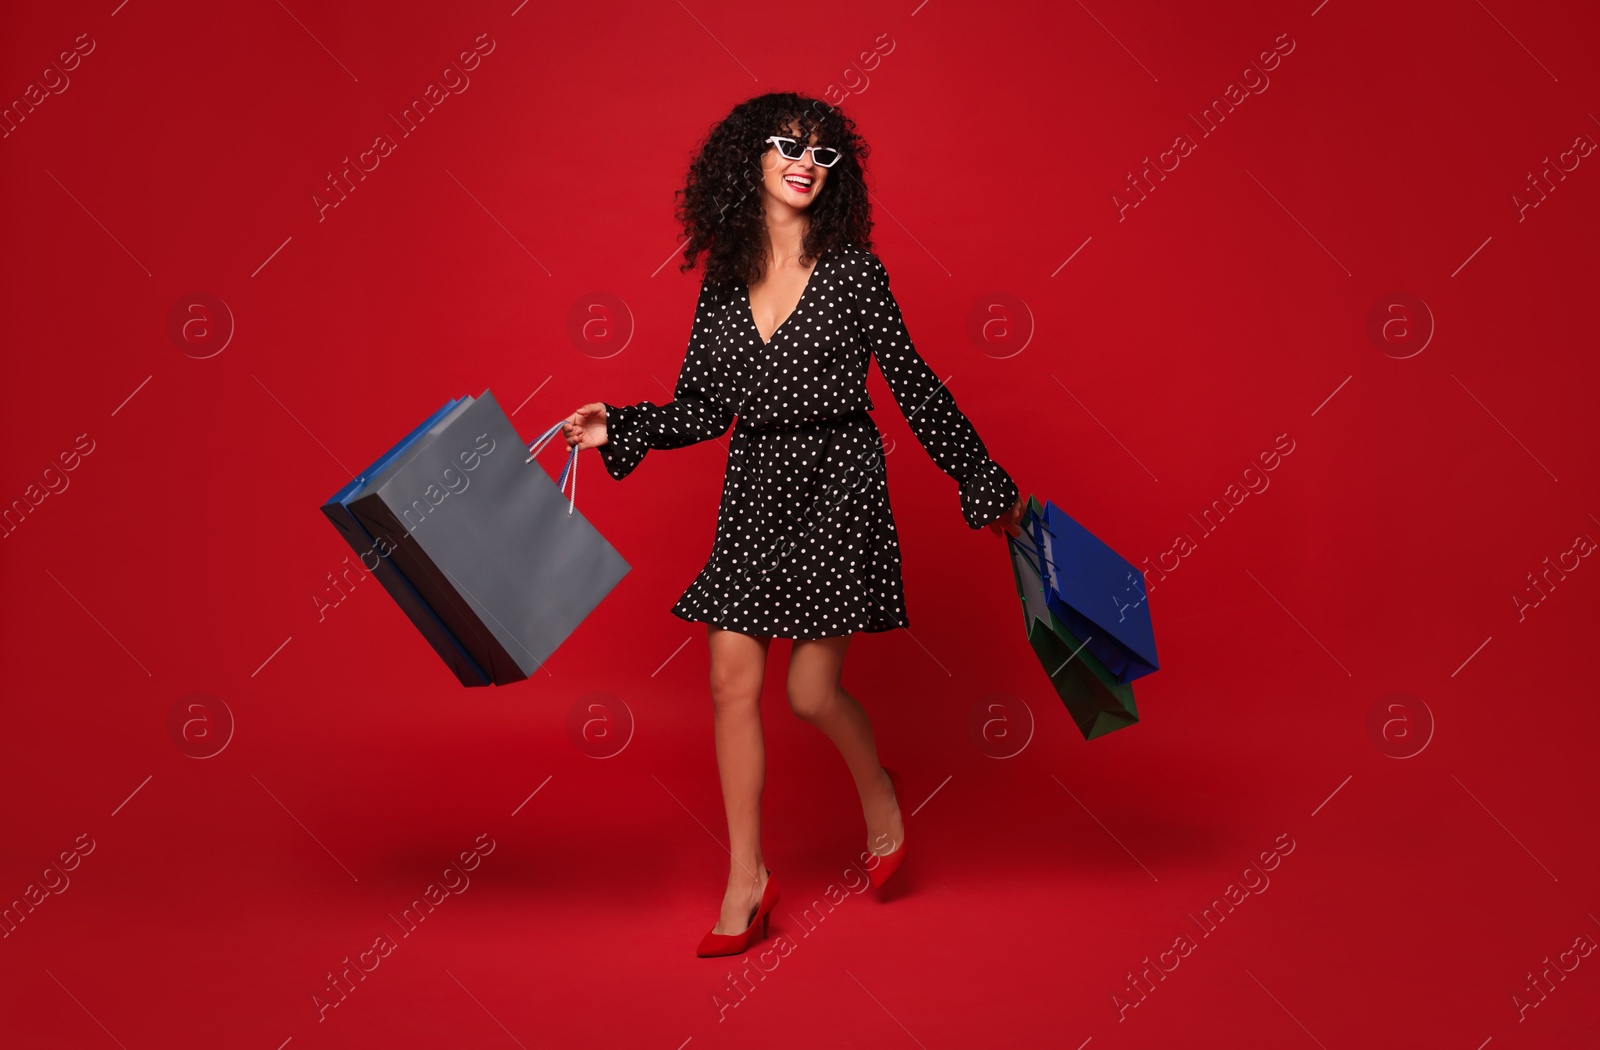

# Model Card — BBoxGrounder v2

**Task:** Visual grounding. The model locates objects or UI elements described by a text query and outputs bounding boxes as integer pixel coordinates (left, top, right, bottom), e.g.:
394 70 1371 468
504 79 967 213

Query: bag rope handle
525 420 579 516
1008 503 1064 583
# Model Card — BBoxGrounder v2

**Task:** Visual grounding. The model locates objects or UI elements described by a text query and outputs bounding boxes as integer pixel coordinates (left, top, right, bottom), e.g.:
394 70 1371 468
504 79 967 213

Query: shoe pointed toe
695 868 779 958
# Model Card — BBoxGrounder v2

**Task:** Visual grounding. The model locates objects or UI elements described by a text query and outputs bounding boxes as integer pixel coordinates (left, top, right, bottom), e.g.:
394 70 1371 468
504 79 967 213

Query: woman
562 92 1026 957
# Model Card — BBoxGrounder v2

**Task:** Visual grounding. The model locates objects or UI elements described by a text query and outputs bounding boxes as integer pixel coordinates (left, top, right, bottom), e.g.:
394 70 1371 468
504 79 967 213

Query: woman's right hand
563 402 609 451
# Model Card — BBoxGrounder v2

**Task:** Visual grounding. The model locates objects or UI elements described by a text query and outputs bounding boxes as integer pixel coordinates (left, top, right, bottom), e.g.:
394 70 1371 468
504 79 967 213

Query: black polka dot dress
597 244 1018 640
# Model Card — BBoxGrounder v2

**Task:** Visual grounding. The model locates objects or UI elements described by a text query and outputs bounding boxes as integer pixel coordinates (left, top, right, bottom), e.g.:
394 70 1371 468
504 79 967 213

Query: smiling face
759 121 828 211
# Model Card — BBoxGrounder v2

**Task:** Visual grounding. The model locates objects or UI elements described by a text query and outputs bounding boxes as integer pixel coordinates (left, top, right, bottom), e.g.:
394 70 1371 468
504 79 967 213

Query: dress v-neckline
746 253 824 348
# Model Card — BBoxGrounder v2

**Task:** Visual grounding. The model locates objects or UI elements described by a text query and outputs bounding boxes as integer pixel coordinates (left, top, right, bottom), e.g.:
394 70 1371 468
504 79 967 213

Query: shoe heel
865 766 908 892
696 868 780 958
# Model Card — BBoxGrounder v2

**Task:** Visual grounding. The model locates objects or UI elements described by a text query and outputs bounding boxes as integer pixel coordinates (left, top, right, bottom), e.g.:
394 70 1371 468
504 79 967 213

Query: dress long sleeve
596 278 736 481
854 252 1018 529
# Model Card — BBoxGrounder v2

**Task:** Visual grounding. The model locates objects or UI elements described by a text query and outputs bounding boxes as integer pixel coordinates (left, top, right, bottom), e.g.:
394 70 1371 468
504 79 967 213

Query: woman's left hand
988 493 1027 538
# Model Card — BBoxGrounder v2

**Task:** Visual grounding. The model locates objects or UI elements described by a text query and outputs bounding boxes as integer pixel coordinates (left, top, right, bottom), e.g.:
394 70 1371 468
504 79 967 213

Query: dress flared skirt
670 411 908 640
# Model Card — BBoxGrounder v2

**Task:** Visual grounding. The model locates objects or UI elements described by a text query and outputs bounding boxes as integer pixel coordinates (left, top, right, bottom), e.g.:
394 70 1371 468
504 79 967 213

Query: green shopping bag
1008 504 1140 741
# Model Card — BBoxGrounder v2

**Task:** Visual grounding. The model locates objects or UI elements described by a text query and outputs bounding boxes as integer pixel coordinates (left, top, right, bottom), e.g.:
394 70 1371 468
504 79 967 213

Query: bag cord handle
1008 503 1063 583
525 420 578 516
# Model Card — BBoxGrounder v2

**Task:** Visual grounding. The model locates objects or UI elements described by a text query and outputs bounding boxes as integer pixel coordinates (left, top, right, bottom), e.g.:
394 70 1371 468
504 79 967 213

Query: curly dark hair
672 92 873 287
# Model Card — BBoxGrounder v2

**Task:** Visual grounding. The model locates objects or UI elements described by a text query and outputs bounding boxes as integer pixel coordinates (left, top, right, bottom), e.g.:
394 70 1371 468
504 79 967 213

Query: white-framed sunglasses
765 136 842 168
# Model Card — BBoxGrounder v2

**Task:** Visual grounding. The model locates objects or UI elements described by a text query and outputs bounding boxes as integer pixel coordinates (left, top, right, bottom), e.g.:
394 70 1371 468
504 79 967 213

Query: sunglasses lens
774 139 804 159
812 148 841 167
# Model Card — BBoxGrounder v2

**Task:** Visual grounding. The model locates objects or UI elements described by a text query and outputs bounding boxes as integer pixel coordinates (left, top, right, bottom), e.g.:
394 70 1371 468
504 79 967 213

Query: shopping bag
322 397 492 687
1026 496 1158 684
1008 513 1139 740
342 390 630 685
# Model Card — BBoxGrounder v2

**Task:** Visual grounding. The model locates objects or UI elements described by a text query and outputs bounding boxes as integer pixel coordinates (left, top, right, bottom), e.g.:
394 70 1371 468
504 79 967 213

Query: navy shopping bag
321 397 492 687
1006 503 1140 741
1023 496 1158 684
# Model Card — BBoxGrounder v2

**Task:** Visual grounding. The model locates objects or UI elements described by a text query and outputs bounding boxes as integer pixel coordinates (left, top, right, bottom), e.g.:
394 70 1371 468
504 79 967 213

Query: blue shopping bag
1007 513 1140 741
1023 496 1158 684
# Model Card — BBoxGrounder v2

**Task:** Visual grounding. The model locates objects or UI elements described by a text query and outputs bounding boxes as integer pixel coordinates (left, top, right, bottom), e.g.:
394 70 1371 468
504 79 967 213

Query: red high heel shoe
696 868 780 958
865 766 907 891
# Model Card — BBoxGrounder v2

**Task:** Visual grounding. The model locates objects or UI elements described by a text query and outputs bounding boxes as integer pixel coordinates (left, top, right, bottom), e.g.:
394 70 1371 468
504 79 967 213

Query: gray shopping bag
347 390 630 685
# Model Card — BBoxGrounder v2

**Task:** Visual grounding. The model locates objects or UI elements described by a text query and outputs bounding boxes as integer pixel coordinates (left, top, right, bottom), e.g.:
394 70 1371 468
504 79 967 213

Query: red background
2 0 1597 1047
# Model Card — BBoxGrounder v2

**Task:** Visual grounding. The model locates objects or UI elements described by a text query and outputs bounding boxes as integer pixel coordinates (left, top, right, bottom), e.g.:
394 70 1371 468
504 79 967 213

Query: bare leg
707 623 774 935
786 634 904 864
